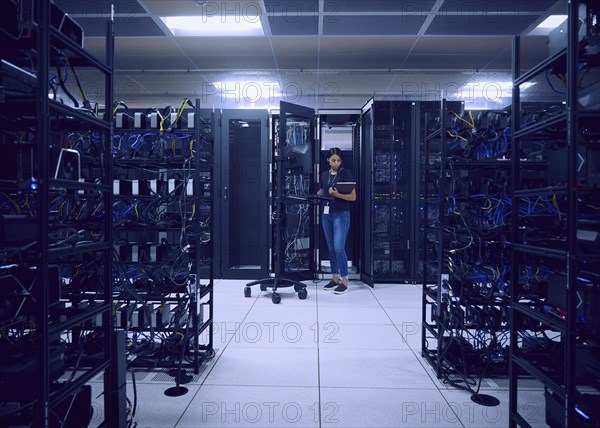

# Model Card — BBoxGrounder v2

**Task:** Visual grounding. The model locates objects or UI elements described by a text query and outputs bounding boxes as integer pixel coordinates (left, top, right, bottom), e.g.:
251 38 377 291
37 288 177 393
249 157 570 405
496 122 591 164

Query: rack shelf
509 3 600 426
0 2 121 426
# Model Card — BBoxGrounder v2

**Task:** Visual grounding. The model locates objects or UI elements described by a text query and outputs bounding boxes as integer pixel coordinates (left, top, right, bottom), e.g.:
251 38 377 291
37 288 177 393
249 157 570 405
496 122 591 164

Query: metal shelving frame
0 1 120 426
111 101 214 373
509 1 600 426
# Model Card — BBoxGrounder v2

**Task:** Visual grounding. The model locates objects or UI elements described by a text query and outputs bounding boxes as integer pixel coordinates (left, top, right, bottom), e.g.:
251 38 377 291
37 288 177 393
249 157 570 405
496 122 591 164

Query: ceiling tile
320 36 417 55
275 55 319 69
271 37 319 55
115 55 195 69
324 0 436 13
78 16 166 37
426 14 543 35
53 0 146 15
413 36 511 55
268 16 318 35
324 15 425 36
264 0 319 14
174 37 272 56
188 55 277 69
401 54 497 70
439 0 559 13
318 54 407 69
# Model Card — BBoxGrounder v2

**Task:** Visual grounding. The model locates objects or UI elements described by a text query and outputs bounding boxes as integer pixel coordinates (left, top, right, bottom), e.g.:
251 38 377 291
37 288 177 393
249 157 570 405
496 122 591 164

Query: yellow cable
452 111 475 129
92 202 103 217
552 194 562 221
1 192 22 214
447 130 468 142
64 55 86 101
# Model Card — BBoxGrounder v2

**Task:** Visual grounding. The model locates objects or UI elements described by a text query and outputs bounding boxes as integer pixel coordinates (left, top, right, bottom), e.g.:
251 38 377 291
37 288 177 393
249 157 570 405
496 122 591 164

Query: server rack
0 1 121 426
421 98 515 398
112 101 214 373
215 109 270 279
360 99 419 285
509 1 600 426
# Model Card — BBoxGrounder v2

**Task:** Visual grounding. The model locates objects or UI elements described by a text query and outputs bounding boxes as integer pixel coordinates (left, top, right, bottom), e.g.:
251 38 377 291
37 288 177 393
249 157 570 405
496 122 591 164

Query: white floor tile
316 282 382 308
371 284 424 308
245 303 318 324
177 385 320 427
226 322 320 349
439 388 546 428
317 305 393 325
319 387 463 427
89 380 201 428
319 323 410 350
319 348 437 389
203 347 319 387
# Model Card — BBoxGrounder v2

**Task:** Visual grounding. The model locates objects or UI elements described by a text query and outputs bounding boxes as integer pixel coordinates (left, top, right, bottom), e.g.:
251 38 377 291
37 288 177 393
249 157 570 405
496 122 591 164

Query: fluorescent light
529 15 568 35
208 81 281 101
536 15 568 29
459 81 536 103
161 16 263 36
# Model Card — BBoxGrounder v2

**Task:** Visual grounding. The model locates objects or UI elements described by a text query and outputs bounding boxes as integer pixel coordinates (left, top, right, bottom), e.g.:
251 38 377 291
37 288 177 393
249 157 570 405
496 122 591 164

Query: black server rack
509 1 600 426
421 98 515 402
112 101 215 374
0 1 122 426
360 99 419 285
215 109 270 279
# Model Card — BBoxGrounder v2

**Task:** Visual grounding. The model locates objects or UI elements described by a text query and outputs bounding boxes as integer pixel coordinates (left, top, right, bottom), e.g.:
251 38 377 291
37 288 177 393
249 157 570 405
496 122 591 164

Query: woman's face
328 154 342 171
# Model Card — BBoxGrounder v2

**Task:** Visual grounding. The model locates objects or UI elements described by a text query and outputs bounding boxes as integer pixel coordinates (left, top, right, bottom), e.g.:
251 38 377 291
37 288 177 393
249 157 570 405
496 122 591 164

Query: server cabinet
360 99 419 284
215 109 270 279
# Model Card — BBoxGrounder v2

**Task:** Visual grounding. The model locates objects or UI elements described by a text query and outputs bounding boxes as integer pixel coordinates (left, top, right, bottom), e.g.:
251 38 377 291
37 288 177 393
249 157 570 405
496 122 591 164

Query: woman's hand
329 187 356 201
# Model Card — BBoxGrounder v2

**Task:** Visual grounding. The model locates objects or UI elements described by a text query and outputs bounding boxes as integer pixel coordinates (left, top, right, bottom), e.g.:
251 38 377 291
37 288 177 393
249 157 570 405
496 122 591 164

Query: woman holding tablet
316 147 356 294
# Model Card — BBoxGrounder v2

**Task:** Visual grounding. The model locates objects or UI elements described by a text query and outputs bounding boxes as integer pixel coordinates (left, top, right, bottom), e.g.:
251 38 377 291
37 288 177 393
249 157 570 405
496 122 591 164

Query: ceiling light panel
162 15 263 36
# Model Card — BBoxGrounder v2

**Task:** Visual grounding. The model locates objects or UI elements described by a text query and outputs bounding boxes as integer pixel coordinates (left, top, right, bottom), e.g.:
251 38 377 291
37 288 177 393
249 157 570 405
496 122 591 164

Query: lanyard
327 172 338 187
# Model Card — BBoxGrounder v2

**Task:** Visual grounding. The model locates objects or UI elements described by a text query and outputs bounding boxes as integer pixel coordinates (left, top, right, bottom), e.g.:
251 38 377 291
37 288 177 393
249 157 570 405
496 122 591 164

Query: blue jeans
322 209 350 278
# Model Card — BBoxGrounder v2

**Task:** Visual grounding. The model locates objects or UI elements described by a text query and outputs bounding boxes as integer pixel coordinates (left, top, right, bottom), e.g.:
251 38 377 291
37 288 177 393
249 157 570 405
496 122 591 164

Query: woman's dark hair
326 147 343 159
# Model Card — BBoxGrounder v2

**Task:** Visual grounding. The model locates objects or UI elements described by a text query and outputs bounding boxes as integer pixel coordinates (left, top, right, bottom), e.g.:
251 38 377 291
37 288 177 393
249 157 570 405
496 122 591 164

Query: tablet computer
335 182 356 194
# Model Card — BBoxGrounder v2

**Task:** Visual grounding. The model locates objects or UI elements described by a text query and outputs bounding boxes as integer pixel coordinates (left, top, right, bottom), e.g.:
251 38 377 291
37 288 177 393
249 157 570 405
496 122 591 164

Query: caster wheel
294 284 303 292
298 288 308 300
260 284 267 292
272 293 281 304
244 287 251 298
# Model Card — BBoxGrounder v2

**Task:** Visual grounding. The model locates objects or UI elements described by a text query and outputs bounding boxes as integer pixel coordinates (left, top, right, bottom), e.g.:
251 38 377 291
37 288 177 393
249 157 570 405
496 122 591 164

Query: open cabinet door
273 101 317 281
360 99 375 287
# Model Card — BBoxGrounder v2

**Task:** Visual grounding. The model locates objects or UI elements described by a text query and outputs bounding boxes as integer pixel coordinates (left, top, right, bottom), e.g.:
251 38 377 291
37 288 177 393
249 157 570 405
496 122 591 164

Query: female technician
316 147 356 294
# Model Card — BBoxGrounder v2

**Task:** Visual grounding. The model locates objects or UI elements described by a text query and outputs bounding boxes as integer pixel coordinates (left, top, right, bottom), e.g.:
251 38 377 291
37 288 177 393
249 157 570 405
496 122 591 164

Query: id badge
323 205 330 215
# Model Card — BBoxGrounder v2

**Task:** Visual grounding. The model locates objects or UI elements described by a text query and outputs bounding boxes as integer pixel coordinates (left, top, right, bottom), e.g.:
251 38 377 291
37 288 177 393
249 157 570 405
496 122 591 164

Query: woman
316 148 356 294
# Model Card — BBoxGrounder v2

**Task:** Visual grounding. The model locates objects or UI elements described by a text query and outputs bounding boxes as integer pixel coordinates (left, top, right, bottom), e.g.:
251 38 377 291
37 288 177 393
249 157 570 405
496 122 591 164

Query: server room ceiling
55 0 567 108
